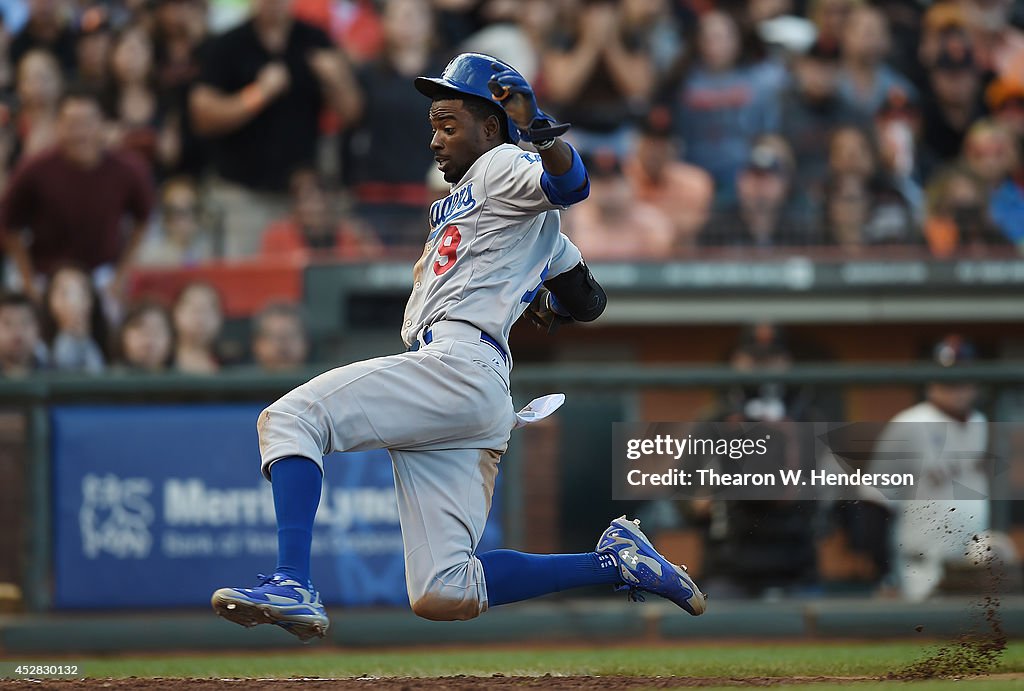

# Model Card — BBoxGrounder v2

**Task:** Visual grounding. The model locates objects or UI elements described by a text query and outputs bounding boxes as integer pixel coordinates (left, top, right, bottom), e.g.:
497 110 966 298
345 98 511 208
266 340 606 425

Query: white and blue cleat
597 516 708 616
211 573 330 642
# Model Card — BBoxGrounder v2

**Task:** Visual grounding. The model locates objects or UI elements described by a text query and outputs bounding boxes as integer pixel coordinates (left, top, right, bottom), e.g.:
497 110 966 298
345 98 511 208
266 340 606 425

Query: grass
3 641 1023 682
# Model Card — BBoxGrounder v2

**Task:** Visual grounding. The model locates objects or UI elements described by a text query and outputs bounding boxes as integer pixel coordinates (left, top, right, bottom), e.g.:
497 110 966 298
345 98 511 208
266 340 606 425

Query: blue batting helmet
415 52 521 144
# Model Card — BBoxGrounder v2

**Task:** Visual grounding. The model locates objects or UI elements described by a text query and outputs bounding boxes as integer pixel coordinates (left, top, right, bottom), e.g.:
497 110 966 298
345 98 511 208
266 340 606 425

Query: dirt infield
0 675 883 689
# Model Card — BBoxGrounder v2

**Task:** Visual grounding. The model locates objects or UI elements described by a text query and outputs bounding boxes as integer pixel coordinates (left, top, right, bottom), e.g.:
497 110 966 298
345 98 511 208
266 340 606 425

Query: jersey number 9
433 225 462 276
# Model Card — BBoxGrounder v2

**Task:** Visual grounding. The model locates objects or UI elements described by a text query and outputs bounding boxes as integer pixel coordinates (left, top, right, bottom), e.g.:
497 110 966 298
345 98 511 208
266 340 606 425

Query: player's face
428 99 493 184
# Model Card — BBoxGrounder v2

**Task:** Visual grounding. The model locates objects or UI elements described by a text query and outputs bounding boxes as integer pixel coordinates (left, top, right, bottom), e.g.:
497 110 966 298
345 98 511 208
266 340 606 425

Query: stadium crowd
0 0 1019 373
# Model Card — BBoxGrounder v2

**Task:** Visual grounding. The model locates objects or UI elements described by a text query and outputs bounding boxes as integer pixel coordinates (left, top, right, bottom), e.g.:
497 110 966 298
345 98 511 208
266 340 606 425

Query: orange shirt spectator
260 168 381 260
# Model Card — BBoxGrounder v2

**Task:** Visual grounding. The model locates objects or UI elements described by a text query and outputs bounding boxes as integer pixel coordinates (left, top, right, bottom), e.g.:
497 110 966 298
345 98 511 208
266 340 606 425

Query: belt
409 324 509 366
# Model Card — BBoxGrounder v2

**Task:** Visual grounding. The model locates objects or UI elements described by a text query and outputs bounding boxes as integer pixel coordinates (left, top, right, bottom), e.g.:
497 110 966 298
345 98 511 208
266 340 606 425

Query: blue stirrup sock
270 456 322 584
478 549 621 606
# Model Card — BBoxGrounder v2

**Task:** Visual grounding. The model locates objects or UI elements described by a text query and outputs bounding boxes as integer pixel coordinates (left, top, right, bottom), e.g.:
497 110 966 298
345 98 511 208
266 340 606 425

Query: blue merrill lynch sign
51 404 502 609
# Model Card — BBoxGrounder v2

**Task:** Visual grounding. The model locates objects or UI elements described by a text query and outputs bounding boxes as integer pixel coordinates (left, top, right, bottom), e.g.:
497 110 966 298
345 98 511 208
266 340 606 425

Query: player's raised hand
488 63 570 143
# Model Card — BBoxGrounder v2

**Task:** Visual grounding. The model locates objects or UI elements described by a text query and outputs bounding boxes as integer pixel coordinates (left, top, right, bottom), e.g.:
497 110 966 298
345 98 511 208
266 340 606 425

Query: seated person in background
251 302 309 372
819 127 917 251
41 264 107 373
261 168 381 260
624 108 714 253
960 119 1024 244
961 119 1018 192
821 173 916 251
700 138 811 248
923 166 1009 257
171 282 222 375
0 292 46 377
563 149 674 260
137 177 215 267
112 300 173 373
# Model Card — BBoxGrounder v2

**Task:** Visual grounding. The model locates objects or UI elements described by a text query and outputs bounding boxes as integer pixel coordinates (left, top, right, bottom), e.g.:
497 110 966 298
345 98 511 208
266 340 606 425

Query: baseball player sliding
211 53 706 641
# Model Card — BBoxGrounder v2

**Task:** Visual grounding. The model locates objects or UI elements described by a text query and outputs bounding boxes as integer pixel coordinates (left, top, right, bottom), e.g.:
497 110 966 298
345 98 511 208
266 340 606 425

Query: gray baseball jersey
258 141 584 619
401 143 583 364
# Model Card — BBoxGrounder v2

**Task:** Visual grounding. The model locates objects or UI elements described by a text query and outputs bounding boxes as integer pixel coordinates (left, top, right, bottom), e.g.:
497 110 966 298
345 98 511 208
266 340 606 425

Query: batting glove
524 287 574 335
488 63 570 143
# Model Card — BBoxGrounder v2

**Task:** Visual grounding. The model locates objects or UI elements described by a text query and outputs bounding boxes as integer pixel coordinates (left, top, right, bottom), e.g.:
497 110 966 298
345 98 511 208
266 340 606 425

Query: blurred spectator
251 301 309 371
835 6 916 116
0 88 155 305
701 137 811 248
671 9 779 203
923 165 1008 257
10 0 77 75
137 176 214 266
919 2 970 69
542 0 656 156
0 292 45 377
13 49 62 163
261 168 380 259
341 0 443 246
988 138 1024 247
623 107 713 251
777 40 870 212
152 0 209 178
74 6 112 93
963 119 1016 185
986 75 1024 139
918 29 984 179
822 171 915 252
104 25 177 171
874 91 924 220
825 126 916 246
171 281 222 374
808 0 861 56
689 323 821 599
190 0 363 257
961 118 1019 197
958 0 1024 78
113 300 173 372
563 149 673 259
823 173 871 250
41 264 106 373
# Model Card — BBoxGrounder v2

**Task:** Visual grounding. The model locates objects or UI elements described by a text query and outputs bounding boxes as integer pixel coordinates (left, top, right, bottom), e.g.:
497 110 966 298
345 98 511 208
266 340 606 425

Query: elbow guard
543 261 606 322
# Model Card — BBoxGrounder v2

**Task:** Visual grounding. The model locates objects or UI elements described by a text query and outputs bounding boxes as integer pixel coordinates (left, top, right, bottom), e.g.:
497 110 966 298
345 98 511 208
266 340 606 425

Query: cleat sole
211 590 329 642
